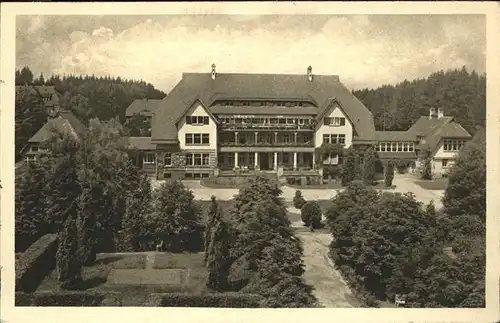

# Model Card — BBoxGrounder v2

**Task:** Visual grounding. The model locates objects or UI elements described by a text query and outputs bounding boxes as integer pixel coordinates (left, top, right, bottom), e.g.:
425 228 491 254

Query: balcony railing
219 123 315 131
219 141 314 147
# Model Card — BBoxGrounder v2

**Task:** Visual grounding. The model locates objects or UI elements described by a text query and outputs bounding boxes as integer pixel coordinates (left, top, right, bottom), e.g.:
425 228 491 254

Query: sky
16 14 486 93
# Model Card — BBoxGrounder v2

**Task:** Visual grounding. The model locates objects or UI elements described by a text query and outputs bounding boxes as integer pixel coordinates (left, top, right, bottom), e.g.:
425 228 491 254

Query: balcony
219 123 314 131
219 141 314 147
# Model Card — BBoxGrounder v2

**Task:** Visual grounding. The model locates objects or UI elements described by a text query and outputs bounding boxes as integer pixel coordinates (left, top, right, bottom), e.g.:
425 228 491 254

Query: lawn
414 178 448 190
287 180 395 190
36 252 210 306
153 252 205 269
37 254 147 292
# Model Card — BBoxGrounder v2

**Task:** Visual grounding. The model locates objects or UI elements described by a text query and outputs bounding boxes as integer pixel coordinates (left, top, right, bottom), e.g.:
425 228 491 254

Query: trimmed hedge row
15 291 123 306
15 234 58 292
145 292 263 307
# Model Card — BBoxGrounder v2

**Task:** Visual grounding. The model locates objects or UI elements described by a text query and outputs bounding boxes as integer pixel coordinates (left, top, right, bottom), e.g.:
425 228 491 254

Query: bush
15 291 123 306
293 190 306 209
384 162 395 187
16 234 58 293
146 292 263 307
300 201 322 228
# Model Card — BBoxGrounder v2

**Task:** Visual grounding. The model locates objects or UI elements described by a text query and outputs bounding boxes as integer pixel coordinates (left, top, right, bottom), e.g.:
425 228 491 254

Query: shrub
341 148 359 186
300 201 322 228
146 292 263 307
16 234 58 293
384 162 395 187
293 190 306 209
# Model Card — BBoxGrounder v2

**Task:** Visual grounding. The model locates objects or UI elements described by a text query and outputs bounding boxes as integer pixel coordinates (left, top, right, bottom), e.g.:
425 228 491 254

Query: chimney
437 107 444 119
429 107 437 119
307 65 313 81
211 63 216 80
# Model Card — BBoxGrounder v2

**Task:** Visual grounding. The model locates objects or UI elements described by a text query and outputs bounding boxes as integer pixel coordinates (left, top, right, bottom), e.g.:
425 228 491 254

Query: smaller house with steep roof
21 110 87 163
16 85 62 116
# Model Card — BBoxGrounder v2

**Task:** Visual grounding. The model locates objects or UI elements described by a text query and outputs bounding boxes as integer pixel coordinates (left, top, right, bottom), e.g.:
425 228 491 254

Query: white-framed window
185 133 210 145
443 139 465 152
380 143 386 152
164 152 172 166
25 155 37 164
324 117 346 126
403 143 409 152
143 153 156 164
339 134 346 145
283 134 291 143
185 153 210 166
30 145 39 152
298 119 305 125
442 159 448 168
408 142 414 152
323 134 330 144
186 116 209 125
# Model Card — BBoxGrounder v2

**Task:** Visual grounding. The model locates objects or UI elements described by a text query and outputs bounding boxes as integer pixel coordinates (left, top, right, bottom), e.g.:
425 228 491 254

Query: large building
126 65 471 181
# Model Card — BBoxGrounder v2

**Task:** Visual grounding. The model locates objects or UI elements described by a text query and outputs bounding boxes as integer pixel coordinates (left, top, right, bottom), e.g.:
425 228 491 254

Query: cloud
16 15 486 92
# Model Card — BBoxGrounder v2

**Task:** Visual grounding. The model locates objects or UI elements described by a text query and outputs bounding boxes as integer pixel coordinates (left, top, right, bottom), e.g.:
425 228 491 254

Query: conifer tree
204 196 219 263
15 162 49 251
206 211 232 290
362 147 377 185
56 208 83 290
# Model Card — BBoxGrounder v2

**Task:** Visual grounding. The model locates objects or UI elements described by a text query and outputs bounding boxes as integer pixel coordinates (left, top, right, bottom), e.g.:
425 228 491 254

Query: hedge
15 291 123 306
145 292 263 307
15 234 58 292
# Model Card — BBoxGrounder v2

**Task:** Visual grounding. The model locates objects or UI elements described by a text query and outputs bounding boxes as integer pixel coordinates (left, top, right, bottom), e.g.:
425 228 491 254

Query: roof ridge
183 72 340 78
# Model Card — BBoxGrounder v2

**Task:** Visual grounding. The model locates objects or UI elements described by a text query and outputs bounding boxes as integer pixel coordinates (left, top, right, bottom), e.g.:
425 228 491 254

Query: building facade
126 66 472 180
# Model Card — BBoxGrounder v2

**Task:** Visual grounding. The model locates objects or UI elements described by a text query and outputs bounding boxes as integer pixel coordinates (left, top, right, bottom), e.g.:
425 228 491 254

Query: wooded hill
353 67 486 135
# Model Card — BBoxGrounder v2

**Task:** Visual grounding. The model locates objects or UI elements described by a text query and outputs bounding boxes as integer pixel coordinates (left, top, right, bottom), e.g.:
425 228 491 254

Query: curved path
296 230 359 308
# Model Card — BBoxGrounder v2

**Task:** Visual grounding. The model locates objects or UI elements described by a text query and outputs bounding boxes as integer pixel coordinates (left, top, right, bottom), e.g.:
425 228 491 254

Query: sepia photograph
1 2 499 322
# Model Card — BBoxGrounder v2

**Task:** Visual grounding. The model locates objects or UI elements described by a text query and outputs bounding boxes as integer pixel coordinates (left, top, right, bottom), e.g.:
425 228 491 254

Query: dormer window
186 116 209 125
324 117 346 126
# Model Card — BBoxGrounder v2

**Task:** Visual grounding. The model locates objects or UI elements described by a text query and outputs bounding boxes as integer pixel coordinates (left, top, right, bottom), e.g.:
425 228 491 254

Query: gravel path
296 231 359 308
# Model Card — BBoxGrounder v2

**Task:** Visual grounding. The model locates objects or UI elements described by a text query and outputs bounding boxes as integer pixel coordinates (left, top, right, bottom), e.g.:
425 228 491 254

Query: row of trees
353 67 486 134
203 176 319 307
326 129 486 307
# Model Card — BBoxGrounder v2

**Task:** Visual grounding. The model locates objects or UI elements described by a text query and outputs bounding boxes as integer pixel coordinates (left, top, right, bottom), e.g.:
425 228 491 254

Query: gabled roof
126 137 156 150
375 131 416 142
125 99 163 117
439 122 472 139
174 98 218 125
151 72 375 142
28 111 87 143
407 116 454 137
409 116 471 152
